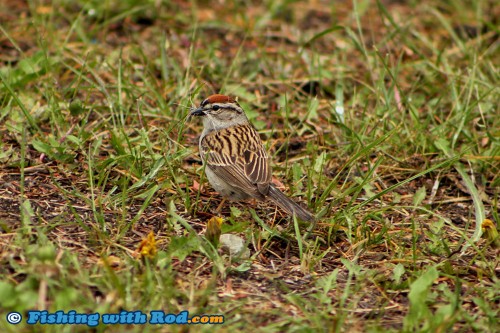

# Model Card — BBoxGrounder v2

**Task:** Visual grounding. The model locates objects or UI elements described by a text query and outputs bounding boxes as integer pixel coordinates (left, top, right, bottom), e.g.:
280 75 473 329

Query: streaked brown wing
200 124 271 196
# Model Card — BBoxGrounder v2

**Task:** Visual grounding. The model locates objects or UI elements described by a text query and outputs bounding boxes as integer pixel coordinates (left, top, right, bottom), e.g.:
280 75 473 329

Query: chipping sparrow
190 94 315 222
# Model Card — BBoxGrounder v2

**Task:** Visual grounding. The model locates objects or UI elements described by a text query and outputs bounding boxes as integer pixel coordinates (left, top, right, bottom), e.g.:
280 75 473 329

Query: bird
189 94 315 222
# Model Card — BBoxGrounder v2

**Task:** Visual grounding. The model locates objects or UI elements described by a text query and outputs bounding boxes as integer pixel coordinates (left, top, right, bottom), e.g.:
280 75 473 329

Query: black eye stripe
203 103 243 114
220 104 242 113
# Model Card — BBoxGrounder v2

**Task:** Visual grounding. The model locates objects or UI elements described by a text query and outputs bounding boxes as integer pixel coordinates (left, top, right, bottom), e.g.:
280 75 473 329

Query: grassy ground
0 0 499 332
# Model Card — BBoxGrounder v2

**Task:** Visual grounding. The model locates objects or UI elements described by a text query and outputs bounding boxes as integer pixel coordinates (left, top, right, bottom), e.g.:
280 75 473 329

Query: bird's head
190 94 248 130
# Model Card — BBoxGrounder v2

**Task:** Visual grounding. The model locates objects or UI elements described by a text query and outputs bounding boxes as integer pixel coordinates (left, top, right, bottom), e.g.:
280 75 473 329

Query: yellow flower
205 217 223 248
481 219 499 249
137 231 157 259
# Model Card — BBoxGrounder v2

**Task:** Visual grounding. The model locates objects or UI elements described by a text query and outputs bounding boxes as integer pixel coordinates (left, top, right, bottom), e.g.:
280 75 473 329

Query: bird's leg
215 198 227 215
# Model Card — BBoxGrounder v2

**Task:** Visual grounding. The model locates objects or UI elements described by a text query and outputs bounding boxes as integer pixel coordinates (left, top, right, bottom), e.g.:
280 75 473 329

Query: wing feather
200 124 271 197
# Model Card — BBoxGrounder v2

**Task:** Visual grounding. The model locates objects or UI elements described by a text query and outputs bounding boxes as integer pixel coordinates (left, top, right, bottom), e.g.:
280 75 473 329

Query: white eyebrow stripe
214 103 242 112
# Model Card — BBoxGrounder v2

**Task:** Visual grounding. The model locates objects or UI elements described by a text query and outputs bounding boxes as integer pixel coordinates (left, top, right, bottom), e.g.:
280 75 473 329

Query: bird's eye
212 105 220 111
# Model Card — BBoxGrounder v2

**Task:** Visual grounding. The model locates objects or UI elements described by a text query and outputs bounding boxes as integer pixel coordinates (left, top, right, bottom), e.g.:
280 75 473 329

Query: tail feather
267 185 315 222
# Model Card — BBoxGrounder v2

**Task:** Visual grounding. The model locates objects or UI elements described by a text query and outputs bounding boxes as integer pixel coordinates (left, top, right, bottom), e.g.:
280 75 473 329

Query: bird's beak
189 107 205 117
